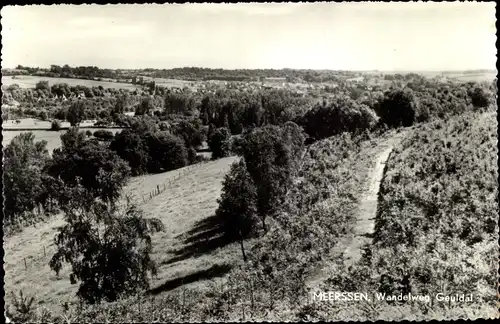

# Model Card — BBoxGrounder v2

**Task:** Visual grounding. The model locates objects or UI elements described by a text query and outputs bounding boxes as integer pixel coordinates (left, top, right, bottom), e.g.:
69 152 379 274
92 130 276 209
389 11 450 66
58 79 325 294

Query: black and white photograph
1 2 498 322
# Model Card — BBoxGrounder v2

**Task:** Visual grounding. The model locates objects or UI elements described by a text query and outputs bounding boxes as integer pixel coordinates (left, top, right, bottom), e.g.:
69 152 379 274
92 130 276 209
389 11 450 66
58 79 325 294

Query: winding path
305 130 407 291
342 144 393 267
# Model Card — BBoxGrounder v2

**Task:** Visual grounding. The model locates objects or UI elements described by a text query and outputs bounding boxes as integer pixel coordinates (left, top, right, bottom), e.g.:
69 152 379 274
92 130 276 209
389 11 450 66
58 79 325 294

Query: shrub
38 110 48 121
10 290 35 322
51 120 62 131
93 129 114 141
468 86 490 109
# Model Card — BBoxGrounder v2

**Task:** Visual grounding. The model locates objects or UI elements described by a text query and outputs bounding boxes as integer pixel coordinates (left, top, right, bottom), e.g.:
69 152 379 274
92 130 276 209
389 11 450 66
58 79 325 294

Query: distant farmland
2 75 139 90
2 128 123 154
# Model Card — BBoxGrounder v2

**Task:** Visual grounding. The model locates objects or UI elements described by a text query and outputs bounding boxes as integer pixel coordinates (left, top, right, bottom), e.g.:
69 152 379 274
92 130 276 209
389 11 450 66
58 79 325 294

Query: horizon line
2 65 497 73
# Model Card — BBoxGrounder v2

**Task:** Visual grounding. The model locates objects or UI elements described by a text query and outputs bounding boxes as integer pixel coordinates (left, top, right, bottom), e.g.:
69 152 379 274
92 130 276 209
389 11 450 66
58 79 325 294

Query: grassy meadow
3 156 241 315
2 75 138 90
2 127 123 154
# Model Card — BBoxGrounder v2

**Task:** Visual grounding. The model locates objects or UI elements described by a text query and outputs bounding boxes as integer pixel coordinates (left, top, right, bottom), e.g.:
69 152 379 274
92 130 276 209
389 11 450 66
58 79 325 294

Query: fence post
24 258 27 270
44 246 46 257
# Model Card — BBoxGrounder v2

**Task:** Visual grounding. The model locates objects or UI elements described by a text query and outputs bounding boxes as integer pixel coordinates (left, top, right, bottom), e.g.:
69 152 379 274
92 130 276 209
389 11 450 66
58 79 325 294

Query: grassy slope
17 131 392 322
3 156 239 314
315 111 498 321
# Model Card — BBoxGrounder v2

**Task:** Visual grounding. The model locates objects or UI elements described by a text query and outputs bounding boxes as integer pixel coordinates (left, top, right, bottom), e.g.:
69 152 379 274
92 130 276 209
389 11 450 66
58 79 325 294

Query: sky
0 2 497 71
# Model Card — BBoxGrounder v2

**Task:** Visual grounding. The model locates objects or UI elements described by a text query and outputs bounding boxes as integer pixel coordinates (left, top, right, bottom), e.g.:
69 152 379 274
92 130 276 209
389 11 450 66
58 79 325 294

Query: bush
51 120 62 131
468 86 490 109
93 129 114 141
85 130 93 137
10 290 35 322
38 110 48 121
95 119 109 127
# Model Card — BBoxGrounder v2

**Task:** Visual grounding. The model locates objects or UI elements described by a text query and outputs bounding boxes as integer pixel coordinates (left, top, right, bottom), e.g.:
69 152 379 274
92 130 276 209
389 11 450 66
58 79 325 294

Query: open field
2 75 139 90
2 127 123 153
3 156 240 314
143 77 195 88
450 73 498 82
2 118 96 130
377 70 497 82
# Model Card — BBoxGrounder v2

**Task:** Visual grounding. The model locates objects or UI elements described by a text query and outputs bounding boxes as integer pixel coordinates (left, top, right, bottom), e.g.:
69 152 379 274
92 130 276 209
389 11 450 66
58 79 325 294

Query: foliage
144 131 188 173
47 128 130 204
208 127 232 159
35 80 50 92
468 86 490 109
135 96 154 116
164 91 197 115
67 100 87 126
170 118 205 148
10 290 36 323
215 160 259 260
49 187 165 304
325 111 498 319
93 129 115 141
300 95 378 140
3 132 50 223
110 129 150 175
375 88 418 127
236 124 305 232
50 119 62 131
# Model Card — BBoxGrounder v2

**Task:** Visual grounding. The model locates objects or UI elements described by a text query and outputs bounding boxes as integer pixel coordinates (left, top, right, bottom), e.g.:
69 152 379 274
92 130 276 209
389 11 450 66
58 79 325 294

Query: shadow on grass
148 263 232 295
163 214 235 266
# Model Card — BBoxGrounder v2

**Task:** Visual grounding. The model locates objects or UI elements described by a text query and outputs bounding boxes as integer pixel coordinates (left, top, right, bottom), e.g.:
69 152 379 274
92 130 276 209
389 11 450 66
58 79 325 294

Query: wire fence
14 159 216 272
138 159 212 205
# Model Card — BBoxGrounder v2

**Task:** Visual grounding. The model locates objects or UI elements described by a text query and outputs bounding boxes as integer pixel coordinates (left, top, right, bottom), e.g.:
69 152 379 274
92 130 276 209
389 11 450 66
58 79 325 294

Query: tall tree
67 100 87 126
238 125 299 232
208 127 231 160
145 132 188 173
215 160 258 261
3 132 50 223
374 89 417 127
110 129 150 176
